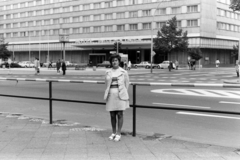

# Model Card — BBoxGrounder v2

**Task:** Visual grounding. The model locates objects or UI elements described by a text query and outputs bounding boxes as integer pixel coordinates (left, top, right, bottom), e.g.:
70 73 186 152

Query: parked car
157 61 176 69
0 62 22 68
65 61 73 66
97 61 111 68
133 61 157 69
18 61 35 68
43 61 56 68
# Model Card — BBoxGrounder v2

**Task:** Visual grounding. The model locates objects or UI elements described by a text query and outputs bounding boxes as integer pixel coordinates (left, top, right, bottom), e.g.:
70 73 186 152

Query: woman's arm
124 72 130 90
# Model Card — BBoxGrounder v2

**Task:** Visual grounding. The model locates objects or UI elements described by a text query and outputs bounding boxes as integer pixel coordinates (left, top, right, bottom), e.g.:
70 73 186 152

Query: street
0 68 240 148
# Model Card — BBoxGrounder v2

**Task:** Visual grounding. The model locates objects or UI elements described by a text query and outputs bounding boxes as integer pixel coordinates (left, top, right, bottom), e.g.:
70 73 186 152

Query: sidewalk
0 112 239 160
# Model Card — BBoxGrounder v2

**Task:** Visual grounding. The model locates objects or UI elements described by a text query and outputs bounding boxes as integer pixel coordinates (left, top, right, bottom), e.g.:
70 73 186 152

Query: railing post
49 81 52 124
132 84 136 137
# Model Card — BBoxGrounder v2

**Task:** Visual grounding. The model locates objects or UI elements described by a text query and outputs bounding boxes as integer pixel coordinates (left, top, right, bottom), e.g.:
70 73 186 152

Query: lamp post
150 0 167 73
59 34 69 61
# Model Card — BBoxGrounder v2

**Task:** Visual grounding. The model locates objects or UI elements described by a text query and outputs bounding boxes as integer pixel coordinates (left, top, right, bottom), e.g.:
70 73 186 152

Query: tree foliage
0 38 12 60
188 48 203 61
232 44 239 58
230 0 240 11
153 16 189 55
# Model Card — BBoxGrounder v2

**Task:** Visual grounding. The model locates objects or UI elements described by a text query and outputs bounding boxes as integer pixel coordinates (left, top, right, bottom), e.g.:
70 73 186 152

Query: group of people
34 58 67 75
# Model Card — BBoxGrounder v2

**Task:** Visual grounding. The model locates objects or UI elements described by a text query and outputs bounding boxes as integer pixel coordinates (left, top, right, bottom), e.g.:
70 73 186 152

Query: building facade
0 0 239 66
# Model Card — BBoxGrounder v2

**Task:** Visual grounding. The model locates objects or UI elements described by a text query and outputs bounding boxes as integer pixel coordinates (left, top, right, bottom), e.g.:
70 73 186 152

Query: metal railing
0 77 240 137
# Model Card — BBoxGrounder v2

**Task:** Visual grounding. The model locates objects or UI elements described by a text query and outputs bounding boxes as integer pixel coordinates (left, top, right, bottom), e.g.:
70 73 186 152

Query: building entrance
89 53 106 65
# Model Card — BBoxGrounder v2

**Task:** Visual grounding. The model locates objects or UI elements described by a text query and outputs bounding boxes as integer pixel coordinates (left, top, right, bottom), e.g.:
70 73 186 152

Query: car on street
133 61 157 69
157 61 176 69
65 61 73 67
97 61 111 68
18 61 35 68
0 62 22 68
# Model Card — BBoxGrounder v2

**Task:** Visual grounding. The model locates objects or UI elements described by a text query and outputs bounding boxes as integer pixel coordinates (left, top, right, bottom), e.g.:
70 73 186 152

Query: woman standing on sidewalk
104 54 130 142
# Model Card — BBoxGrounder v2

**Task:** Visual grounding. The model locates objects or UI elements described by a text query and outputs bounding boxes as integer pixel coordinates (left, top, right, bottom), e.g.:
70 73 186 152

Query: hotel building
0 0 239 66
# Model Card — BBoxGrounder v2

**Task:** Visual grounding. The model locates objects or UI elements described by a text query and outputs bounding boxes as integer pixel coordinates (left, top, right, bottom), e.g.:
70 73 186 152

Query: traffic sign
151 51 156 57
59 34 69 42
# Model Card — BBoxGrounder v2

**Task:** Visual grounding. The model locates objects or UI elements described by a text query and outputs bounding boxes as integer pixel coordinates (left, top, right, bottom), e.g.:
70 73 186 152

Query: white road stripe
153 103 210 109
177 112 240 120
219 101 240 105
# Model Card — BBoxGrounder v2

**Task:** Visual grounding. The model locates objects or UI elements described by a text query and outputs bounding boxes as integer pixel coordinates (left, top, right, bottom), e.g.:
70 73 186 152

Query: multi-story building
0 0 239 66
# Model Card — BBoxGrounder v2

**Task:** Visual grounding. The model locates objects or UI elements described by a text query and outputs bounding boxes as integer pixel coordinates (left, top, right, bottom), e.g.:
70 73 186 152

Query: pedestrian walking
216 59 220 68
56 59 61 74
175 60 179 70
61 59 66 75
168 61 173 71
34 58 40 75
236 61 240 77
128 60 132 70
104 54 130 142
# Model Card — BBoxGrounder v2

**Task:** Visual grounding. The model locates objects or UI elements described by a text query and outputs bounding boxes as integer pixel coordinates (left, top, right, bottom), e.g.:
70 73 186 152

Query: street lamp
150 0 168 73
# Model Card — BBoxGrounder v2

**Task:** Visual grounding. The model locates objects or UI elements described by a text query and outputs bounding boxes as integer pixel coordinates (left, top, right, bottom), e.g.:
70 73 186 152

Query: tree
188 48 203 61
230 0 240 11
153 16 189 60
232 44 239 59
0 38 11 60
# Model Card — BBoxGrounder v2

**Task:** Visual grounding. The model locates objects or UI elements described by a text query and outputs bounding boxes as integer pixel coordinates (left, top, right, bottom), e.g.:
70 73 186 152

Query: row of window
217 22 240 32
218 8 240 20
216 0 231 5
0 20 199 38
0 0 177 11
0 5 198 20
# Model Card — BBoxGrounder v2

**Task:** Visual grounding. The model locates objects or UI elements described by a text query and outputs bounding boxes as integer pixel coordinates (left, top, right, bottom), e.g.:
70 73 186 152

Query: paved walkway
0 112 239 160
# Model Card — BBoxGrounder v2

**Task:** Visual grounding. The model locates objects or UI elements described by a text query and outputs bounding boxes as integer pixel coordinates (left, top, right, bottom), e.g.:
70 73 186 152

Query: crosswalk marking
177 112 240 120
151 89 240 99
153 103 210 109
219 101 240 105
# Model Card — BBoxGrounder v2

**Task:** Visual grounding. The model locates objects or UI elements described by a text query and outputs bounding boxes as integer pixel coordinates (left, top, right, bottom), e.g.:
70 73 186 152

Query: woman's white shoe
114 135 121 142
109 133 116 140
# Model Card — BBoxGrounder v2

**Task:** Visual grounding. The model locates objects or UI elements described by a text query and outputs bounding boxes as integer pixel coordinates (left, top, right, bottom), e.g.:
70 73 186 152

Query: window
36 10 42 16
13 23 18 28
0 24 3 29
73 28 79 33
36 20 42 26
156 22 165 28
73 5 79 11
63 18 70 23
94 3 101 9
53 0 60 2
129 24 138 30
6 5 11 10
187 5 198 13
187 19 198 27
129 0 139 5
28 21 34 26
6 14 11 19
44 20 50 25
105 25 113 32
226 11 230 17
105 2 112 8
13 32 18 37
0 6 2 11
156 8 166 15
6 33 11 38
44 30 50 35
13 13 18 18
0 15 3 20
0 33 3 38
63 7 70 12
36 0 42 5
73 16 79 22
20 32 26 37
93 26 101 32
28 31 34 36
172 7 181 14
45 0 50 4
53 19 59 24
83 15 90 21
28 1 34 7
44 9 50 15
142 10 151 16
177 21 181 27
13 4 18 9
20 12 26 17
117 0 124 6
20 22 26 27
105 13 112 20
6 24 11 28
36 31 41 36
117 12 125 19
83 27 90 33
142 23 151 29
129 11 138 17
142 0 152 3
83 4 90 10
226 24 230 30
53 29 59 35
94 15 101 21
117 25 125 31
20 2 25 8
28 11 34 17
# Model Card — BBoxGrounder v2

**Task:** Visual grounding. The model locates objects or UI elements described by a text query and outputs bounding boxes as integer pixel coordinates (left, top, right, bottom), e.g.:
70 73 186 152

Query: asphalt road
0 68 240 148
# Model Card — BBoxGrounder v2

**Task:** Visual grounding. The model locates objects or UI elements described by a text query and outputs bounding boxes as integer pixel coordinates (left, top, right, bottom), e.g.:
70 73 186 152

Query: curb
223 80 240 84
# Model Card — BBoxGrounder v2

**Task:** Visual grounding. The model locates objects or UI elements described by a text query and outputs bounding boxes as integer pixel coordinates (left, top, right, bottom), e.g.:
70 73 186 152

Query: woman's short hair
109 54 121 65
